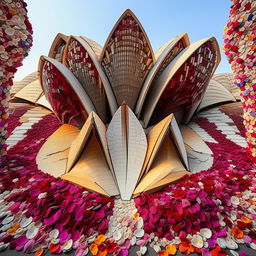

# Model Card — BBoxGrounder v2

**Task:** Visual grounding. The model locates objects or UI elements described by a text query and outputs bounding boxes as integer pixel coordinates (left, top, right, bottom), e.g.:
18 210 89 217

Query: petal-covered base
2 100 256 256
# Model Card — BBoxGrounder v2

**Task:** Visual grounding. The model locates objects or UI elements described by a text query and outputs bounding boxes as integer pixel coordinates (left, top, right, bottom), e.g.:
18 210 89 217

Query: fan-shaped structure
141 38 220 127
39 56 96 128
11 71 38 96
63 36 116 122
136 33 190 117
32 9 222 199
48 33 68 61
80 36 103 60
14 79 43 103
100 9 155 109
212 73 240 100
197 79 236 112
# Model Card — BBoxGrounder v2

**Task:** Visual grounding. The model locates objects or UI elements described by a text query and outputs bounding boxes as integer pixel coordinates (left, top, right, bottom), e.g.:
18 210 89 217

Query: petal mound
39 56 96 128
136 33 190 117
106 104 147 200
100 9 155 109
63 36 117 122
141 37 221 127
48 33 68 62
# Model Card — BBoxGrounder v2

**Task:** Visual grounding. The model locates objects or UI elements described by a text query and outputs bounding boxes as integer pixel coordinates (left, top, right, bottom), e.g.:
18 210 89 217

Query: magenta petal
68 203 76 213
207 239 217 249
44 209 62 226
95 208 105 220
72 230 81 242
30 189 40 197
23 239 35 253
216 230 227 237
44 207 52 218
8 202 21 211
15 236 29 251
202 248 211 256
178 231 187 240
98 219 108 231
75 207 84 221
56 247 63 254
118 249 129 256
59 231 70 244
212 220 220 227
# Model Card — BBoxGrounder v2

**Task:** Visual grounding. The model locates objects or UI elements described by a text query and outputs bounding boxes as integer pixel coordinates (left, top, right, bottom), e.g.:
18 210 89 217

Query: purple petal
23 239 35 253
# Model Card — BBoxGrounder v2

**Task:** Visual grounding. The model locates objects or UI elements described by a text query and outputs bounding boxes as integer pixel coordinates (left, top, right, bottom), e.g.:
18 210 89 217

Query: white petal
199 228 212 239
217 238 227 249
191 234 204 248
49 229 59 239
140 246 147 255
134 229 145 238
226 238 238 250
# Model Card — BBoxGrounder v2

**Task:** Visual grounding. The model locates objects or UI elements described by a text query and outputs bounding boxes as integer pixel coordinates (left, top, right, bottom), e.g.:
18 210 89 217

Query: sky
15 0 232 81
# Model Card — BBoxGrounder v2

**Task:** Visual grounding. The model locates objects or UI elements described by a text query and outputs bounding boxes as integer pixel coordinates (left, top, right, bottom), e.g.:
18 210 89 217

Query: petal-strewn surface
100 9 155 109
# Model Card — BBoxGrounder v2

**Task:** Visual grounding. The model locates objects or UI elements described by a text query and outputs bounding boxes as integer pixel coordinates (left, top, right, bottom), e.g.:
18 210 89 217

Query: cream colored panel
36 124 79 177
197 79 236 112
14 79 43 103
64 134 119 196
134 136 188 194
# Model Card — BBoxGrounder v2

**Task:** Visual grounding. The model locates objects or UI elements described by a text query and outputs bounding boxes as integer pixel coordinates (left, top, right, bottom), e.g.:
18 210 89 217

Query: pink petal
23 239 35 253
176 202 183 215
75 248 85 256
44 209 62 226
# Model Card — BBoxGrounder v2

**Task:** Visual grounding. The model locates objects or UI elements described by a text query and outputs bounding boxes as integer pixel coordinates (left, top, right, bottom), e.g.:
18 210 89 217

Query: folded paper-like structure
37 108 189 200
18 9 223 199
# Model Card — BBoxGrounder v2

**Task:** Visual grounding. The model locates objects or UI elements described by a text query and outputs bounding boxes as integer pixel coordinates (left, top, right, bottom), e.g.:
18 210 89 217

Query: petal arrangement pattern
223 0 256 161
0 0 33 165
35 9 221 200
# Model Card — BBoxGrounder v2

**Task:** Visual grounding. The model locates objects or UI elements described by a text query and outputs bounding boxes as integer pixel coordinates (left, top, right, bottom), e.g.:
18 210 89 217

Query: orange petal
241 216 252 223
94 234 106 245
35 248 44 256
89 243 98 256
7 228 15 235
179 242 189 254
188 243 195 254
158 250 168 256
166 244 177 255
232 226 244 239
133 212 140 220
236 193 243 198
98 249 107 256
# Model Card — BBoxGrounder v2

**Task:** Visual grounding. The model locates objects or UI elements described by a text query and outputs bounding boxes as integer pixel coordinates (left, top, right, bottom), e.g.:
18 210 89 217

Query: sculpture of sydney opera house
11 9 227 200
